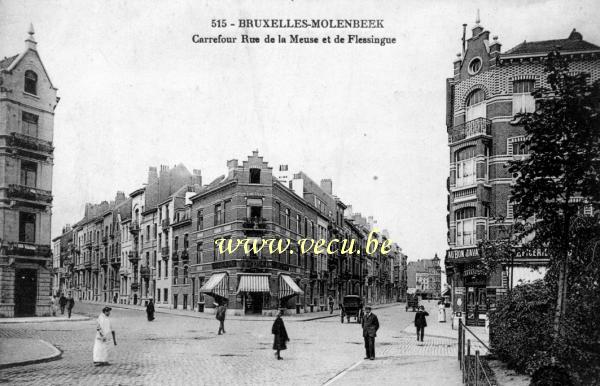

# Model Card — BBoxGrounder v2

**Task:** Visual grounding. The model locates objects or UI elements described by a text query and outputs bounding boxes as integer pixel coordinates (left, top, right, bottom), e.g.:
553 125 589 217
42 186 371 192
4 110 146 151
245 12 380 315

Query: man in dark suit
361 305 379 360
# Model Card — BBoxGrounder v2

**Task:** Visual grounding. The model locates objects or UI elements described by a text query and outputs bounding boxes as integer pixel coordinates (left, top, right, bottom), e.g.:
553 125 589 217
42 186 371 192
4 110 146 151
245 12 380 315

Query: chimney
148 166 158 184
472 10 483 37
25 23 37 51
192 169 202 186
320 179 333 195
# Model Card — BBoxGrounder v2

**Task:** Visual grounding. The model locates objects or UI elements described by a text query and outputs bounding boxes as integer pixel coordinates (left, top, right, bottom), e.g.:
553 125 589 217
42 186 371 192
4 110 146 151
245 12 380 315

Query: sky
1 0 599 266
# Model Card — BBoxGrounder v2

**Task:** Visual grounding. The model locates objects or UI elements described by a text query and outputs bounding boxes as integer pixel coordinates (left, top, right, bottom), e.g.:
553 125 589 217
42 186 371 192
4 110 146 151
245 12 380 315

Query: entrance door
245 293 263 314
183 294 188 310
466 286 487 326
15 269 37 316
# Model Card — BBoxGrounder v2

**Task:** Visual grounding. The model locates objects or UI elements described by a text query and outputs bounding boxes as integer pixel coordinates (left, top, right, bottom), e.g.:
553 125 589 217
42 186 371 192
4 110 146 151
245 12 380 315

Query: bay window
456 207 476 246
455 146 476 187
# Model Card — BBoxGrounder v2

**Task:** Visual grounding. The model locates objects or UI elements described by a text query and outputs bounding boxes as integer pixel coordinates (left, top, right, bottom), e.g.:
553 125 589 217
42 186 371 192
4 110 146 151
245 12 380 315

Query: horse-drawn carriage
341 295 364 323
405 294 419 312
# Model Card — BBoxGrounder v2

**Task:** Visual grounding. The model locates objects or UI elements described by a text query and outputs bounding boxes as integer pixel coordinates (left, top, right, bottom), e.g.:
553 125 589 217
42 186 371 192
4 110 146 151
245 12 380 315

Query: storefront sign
446 247 479 260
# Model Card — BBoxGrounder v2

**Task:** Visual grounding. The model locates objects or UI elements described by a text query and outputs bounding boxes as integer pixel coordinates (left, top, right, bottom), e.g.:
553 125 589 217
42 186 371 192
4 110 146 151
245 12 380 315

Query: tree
509 51 600 337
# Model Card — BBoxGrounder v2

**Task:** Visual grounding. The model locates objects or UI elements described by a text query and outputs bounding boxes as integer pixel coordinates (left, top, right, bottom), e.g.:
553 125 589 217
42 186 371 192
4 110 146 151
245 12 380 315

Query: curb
0 316 90 324
0 339 62 369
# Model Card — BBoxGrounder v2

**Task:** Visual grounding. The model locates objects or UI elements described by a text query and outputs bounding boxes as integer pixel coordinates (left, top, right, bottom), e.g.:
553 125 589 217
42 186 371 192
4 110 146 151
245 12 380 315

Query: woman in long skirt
146 299 155 321
93 307 116 365
437 301 446 323
272 309 289 360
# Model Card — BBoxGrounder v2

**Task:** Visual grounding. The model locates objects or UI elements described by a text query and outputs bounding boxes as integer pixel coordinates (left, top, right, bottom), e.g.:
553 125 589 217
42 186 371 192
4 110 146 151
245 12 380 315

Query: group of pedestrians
49 293 75 318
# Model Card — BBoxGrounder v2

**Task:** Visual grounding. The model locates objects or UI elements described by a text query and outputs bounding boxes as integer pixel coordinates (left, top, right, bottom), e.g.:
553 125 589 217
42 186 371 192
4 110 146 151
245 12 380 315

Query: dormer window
249 168 261 184
468 57 482 75
24 70 38 95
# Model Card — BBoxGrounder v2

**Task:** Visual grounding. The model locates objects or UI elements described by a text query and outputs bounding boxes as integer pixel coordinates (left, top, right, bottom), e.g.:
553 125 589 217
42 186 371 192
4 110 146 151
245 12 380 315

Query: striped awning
279 274 304 298
237 274 270 293
199 272 228 298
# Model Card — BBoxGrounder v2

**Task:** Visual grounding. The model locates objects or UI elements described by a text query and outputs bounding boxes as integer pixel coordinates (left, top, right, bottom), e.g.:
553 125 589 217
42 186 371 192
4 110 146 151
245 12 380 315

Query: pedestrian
146 298 155 321
113 293 118 304
437 300 446 323
361 305 379 360
59 293 67 315
216 302 227 335
67 293 75 318
271 309 289 360
93 306 116 366
328 295 334 314
49 295 57 316
415 305 429 342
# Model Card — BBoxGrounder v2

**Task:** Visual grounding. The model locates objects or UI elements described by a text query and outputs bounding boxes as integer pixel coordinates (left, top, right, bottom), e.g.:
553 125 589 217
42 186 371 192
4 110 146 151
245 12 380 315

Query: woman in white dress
437 300 446 323
93 307 116 365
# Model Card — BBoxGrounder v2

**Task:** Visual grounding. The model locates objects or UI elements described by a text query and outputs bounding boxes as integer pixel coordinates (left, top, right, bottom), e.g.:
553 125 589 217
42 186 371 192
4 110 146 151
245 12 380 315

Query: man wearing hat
361 305 379 360
93 306 117 366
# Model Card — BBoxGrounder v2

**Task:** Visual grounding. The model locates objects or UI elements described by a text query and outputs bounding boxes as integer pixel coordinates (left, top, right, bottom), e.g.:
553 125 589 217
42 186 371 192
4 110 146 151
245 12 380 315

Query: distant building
0 26 59 317
407 254 441 299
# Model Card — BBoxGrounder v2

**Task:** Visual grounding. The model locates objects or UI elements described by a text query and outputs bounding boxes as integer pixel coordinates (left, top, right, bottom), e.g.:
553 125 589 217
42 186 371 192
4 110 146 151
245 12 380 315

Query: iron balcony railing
8 132 54 153
448 117 491 144
7 184 52 204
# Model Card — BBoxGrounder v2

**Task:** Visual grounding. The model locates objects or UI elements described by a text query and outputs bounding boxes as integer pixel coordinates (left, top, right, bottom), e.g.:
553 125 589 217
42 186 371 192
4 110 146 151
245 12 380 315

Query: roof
503 29 600 56
0 55 18 70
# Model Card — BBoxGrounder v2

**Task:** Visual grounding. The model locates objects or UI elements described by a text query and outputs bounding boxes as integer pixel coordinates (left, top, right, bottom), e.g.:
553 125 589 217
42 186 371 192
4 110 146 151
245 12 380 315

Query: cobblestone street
0 303 460 385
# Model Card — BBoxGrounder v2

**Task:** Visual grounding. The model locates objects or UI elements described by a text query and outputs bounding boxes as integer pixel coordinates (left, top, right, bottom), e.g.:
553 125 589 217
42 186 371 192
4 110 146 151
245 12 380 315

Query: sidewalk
0 315 89 324
0 338 61 369
402 300 489 353
76 300 401 322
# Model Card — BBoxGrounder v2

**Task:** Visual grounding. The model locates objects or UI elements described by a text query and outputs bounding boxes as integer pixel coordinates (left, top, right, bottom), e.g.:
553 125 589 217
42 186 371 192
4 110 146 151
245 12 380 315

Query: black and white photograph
0 1 599 385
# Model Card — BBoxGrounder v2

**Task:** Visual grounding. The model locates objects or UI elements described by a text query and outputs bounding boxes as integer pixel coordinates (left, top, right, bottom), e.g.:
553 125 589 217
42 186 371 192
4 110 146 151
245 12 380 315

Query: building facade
407 255 441 299
444 20 600 326
0 26 58 317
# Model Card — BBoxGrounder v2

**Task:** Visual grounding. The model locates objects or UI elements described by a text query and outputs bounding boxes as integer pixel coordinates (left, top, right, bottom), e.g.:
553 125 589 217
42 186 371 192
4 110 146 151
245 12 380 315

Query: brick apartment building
444 19 600 326
0 26 58 317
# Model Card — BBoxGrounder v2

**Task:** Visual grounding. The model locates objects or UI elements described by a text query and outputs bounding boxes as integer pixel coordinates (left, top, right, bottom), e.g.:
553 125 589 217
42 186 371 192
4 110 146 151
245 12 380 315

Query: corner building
0 27 58 317
444 21 600 326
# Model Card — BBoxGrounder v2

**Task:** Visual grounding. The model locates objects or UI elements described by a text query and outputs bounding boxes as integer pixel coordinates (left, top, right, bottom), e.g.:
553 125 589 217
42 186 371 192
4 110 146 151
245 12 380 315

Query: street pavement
0 301 462 385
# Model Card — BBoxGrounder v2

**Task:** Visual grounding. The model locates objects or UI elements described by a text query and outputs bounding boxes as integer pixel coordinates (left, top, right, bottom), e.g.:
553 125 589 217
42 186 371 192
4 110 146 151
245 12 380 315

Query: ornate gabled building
0 26 59 317
444 18 600 326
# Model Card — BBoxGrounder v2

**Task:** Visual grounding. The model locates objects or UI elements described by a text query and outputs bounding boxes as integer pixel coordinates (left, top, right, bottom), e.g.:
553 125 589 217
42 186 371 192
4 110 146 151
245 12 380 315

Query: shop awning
237 274 270 293
199 272 228 298
279 274 304 298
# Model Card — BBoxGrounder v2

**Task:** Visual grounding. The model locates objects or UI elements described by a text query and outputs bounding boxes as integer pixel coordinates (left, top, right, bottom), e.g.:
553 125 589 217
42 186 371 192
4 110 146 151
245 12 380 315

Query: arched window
455 207 476 246
24 70 37 95
465 89 486 121
454 146 476 187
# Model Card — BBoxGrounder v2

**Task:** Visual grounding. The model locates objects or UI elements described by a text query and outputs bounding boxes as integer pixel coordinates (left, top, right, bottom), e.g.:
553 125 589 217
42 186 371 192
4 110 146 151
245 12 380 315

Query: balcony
1 242 51 258
7 132 54 154
241 217 268 234
448 117 491 144
130 221 140 234
161 219 170 229
161 247 170 260
172 251 179 263
6 184 52 204
140 265 151 280
110 255 121 266
100 257 108 267
102 236 108 245
130 281 139 291
128 251 140 263
180 250 189 262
